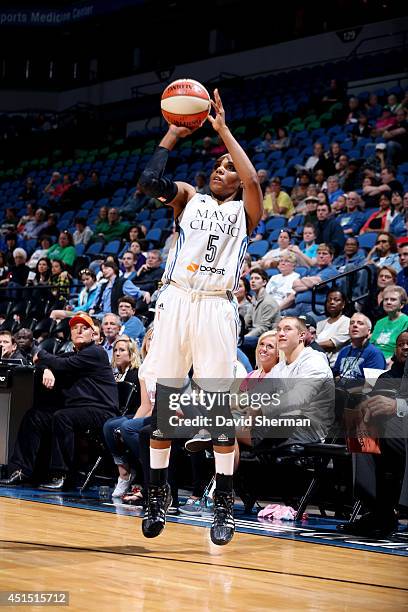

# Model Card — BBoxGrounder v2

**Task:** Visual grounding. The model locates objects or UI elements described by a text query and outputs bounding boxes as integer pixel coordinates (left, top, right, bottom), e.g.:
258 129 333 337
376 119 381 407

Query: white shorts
139 283 239 387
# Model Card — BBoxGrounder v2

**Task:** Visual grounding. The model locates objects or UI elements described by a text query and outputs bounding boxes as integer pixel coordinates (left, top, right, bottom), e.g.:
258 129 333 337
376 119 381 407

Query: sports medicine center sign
0 0 144 27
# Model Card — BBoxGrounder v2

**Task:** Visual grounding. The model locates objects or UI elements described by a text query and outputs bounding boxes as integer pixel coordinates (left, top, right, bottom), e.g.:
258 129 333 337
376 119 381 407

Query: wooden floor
0 498 407 611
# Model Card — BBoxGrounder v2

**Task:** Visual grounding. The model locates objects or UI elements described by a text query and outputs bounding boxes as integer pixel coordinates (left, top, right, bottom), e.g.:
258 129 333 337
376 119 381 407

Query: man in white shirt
249 316 334 446
265 252 299 309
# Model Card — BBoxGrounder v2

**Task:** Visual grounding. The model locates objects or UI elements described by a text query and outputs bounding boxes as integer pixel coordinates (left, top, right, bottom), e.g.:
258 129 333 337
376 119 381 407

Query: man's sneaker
185 430 212 453
112 475 134 498
210 490 235 546
142 483 172 538
179 496 213 517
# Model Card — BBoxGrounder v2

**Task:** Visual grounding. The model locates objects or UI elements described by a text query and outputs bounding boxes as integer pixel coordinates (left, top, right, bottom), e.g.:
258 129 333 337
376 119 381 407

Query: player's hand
168 125 195 138
207 89 226 132
42 368 55 389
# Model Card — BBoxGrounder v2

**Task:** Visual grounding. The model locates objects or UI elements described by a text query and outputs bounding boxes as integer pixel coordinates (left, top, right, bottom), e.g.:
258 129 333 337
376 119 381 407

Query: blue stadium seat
265 217 287 232
247 240 269 259
103 240 121 255
85 242 103 257
75 244 86 257
145 228 162 244
281 176 295 190
151 209 168 220
358 232 377 250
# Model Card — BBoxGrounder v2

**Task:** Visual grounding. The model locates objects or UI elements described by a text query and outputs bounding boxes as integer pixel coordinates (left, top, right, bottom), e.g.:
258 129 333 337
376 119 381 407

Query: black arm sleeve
138 146 178 203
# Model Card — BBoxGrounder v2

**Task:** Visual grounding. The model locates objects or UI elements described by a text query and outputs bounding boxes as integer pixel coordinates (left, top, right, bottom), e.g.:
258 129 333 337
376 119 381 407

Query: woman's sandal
121 485 144 506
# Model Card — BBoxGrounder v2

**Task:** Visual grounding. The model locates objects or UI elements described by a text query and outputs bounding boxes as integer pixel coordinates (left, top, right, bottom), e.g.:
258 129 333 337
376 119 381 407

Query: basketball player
138 89 263 545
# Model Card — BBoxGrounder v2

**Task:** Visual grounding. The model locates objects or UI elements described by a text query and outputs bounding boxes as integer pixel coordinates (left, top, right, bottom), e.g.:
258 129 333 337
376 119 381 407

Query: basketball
161 78 211 130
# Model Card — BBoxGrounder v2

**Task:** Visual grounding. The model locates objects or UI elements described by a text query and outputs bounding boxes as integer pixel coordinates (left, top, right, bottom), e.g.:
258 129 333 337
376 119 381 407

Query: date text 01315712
0 592 69 606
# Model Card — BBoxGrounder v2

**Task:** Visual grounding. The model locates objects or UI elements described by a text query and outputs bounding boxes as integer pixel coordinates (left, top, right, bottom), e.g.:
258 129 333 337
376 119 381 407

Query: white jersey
163 193 248 291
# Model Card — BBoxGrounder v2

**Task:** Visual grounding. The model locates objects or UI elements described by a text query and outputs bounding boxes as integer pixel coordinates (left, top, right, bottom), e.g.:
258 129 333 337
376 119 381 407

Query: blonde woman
103 335 150 499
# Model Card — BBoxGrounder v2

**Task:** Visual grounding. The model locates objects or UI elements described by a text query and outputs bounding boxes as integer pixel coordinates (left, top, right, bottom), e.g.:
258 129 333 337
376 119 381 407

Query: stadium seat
358 232 377 250
247 240 269 258
103 240 121 255
265 217 287 232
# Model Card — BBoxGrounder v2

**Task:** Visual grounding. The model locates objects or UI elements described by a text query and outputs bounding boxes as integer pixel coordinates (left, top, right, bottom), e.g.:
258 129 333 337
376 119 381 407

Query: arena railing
310 264 374 315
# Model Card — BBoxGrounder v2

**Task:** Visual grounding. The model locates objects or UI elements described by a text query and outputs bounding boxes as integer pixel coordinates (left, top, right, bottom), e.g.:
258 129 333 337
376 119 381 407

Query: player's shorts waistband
168 280 232 300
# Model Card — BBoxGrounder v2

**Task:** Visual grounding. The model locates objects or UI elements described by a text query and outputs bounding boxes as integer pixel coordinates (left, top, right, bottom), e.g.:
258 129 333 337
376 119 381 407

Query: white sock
150 446 171 470
214 450 235 476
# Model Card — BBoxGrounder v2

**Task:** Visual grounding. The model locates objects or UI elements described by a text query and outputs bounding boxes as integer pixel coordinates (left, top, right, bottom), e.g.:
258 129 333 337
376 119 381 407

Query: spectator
269 127 290 151
282 243 338 318
235 277 252 320
17 202 36 233
259 229 292 269
14 328 36 363
133 250 163 293
255 131 274 153
129 239 147 271
117 296 145 345
325 176 344 205
382 108 408 164
73 217 93 247
314 202 345 255
265 252 300 310
256 168 270 196
332 313 386 384
291 170 311 208
0 314 119 490
360 193 395 235
386 191 408 237
263 177 294 218
333 237 365 273
121 251 137 281
0 330 26 361
161 224 176 260
371 285 408 361
103 334 153 502
2 248 30 288
315 288 350 366
43 171 62 200
49 260 71 305
242 268 280 351
39 213 60 242
50 268 99 320
238 317 334 449
365 93 383 122
90 262 126 317
351 112 372 140
0 250 8 282
360 265 397 327
18 177 38 204
47 231 76 270
313 168 327 192
194 171 211 195
342 158 364 193
288 223 319 267
298 314 327 354
27 236 52 270
95 207 129 243
101 312 122 361
365 231 401 272
363 165 404 200
397 243 408 303
345 96 361 124
337 192 365 235
23 208 48 240
303 195 319 225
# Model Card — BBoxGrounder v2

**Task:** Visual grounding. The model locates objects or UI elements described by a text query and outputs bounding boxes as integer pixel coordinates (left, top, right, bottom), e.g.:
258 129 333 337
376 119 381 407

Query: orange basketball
161 78 211 130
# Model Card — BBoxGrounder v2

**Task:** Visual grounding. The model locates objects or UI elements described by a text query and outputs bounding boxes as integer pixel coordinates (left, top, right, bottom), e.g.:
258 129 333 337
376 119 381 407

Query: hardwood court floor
0 497 407 611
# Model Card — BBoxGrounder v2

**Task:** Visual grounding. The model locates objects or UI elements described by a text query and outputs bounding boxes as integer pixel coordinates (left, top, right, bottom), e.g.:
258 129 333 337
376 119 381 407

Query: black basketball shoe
210 490 235 546
142 483 172 538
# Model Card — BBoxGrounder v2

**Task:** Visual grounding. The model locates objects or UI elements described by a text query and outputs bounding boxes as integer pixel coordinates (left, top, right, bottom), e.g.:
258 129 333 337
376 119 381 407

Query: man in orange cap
0 312 119 490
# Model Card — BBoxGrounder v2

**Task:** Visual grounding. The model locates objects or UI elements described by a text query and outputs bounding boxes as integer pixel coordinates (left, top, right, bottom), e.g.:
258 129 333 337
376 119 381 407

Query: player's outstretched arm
208 89 263 233
139 125 196 218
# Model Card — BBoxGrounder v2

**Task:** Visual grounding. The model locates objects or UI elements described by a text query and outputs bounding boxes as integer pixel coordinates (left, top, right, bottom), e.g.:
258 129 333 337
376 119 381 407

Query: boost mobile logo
187 262 199 272
187 262 225 275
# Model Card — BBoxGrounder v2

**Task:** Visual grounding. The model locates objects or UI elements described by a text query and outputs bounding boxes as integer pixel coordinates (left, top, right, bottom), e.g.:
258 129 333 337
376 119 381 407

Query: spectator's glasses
376 239 389 244
80 269 91 275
